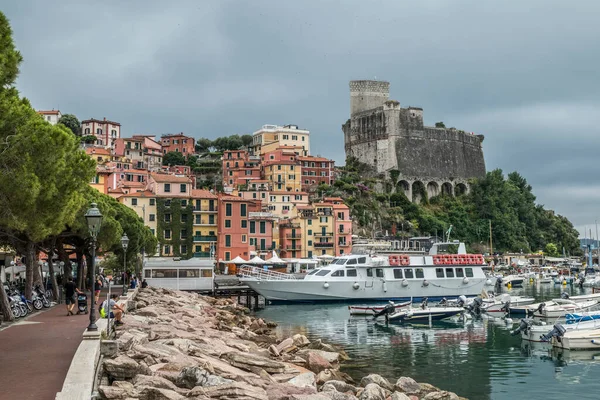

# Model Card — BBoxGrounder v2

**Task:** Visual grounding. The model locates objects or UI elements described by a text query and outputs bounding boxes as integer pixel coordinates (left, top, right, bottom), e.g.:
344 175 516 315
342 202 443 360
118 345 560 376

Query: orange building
299 155 335 191
160 133 195 156
278 220 302 259
262 148 302 192
222 150 261 189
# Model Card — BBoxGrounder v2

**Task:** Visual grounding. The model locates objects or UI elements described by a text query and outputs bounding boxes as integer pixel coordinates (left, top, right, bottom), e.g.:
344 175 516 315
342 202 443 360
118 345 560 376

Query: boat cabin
142 257 214 291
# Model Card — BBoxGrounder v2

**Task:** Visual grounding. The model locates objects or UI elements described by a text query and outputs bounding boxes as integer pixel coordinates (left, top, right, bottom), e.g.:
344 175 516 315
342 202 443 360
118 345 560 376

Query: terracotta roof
120 181 145 188
298 156 332 162
219 195 250 202
332 204 349 209
150 173 192 183
121 190 155 198
82 118 121 126
37 110 60 115
86 147 111 156
270 191 308 195
191 189 218 199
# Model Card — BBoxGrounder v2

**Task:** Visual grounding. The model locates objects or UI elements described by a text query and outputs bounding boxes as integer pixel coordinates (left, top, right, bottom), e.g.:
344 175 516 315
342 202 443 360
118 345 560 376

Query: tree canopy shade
58 113 81 136
162 151 186 166
194 134 254 153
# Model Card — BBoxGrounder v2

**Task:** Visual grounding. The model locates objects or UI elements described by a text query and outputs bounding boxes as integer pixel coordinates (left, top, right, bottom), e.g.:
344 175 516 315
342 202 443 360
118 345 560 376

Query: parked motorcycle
34 285 50 308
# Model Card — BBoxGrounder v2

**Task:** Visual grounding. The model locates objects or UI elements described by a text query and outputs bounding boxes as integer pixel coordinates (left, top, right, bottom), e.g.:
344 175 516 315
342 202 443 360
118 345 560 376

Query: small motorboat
554 292 600 303
538 274 553 284
502 275 524 287
513 318 600 343
532 299 599 319
565 310 600 324
552 328 600 350
481 294 535 314
388 306 465 324
349 299 412 316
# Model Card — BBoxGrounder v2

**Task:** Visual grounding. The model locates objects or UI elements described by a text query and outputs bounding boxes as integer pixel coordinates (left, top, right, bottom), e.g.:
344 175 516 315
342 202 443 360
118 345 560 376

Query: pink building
248 205 276 258
147 173 193 198
217 195 252 266
222 150 261 189
278 220 302 259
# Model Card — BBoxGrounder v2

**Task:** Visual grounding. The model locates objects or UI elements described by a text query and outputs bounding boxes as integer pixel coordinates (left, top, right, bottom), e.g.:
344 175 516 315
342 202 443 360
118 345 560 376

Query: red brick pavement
0 299 94 400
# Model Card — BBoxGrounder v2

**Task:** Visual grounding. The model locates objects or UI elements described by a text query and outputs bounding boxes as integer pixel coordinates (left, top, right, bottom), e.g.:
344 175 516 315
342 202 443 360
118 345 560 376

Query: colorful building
250 124 310 156
262 148 303 192
278 220 303 259
217 195 252 263
191 189 218 258
119 190 159 243
37 109 61 125
222 150 261 189
249 211 276 258
81 117 121 148
266 191 309 219
160 133 195 156
299 156 335 191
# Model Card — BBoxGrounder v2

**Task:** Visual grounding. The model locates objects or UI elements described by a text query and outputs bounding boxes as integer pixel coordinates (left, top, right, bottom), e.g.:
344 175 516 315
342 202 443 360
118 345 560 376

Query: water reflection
255 283 600 400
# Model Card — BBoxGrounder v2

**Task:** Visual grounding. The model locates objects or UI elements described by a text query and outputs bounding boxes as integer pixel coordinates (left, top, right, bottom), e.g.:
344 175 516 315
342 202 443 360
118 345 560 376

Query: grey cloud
3 0 600 231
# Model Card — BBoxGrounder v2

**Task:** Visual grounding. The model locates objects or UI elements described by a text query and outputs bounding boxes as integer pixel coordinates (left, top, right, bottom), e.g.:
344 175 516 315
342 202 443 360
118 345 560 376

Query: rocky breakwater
98 287 466 400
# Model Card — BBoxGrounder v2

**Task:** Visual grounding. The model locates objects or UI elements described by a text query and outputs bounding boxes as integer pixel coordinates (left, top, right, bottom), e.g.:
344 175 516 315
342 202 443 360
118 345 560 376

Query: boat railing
238 266 299 281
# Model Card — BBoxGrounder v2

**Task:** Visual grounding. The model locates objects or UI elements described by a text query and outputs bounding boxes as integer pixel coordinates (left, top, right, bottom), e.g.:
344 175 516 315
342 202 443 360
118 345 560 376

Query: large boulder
292 334 310 348
175 366 233 389
264 382 318 400
138 387 185 400
390 393 412 400
360 374 394 391
98 385 132 400
223 351 287 374
358 383 387 400
103 355 141 379
287 371 316 388
117 329 149 351
316 369 354 386
306 352 332 374
297 349 340 364
394 377 421 395
189 381 268 399
422 391 460 400
276 338 295 353
321 381 358 394
132 374 179 391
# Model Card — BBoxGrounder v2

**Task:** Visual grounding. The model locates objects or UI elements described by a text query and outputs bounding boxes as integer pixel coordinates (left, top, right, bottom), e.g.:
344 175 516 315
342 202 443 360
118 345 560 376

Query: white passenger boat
238 242 492 303
348 299 412 316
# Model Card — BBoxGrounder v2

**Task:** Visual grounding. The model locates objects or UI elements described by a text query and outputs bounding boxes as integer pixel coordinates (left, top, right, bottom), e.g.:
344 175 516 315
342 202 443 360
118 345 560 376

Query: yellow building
251 124 310 156
262 148 303 192
312 202 336 257
191 190 219 258
294 205 317 258
119 191 158 242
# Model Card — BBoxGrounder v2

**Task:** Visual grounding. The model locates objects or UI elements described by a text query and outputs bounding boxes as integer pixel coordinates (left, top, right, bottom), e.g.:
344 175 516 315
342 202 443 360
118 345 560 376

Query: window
331 270 345 277
152 269 178 278
415 268 424 279
201 269 213 277
225 203 232 216
180 184 186 193
131 198 138 206
250 221 256 233
225 235 231 247
393 269 403 279
181 214 187 223
149 214 155 221
347 258 357 265
308 240 312 246
316 269 331 276
241 220 247 228
347 268 357 277
259 221 266 234
164 230 171 239
358 257 367 264
180 245 187 254
241 235 247 243
283 135 289 140
375 269 384 278
164 183 171 193
465 268 474 277
225 220 231 228
446 268 455 278
180 229 187 239
404 269 414 279
163 245 171 255
225 252 231 261
320 217 328 223
308 229 312 235
292 135 297 140
150 228 155 235
308 220 312 225
456 268 464 278
164 214 171 222
366 268 373 277
165 199 171 207
241 204 247 216
436 268 445 278
181 200 187 207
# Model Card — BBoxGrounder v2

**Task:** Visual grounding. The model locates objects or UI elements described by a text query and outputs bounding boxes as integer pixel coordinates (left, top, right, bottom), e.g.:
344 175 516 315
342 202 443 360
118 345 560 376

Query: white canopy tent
230 256 247 264
269 251 285 264
249 256 265 264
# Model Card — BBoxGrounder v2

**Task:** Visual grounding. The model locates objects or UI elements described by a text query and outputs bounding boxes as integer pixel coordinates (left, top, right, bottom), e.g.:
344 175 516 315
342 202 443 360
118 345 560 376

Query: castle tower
350 80 390 115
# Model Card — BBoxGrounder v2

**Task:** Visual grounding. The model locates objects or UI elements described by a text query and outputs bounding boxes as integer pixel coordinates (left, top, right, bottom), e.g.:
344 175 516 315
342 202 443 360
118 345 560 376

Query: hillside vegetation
316 157 580 255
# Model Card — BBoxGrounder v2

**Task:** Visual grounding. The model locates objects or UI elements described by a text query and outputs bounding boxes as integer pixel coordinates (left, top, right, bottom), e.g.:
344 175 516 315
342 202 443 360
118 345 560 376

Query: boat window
308 269 320 275
455 268 464 278
367 268 373 277
179 269 200 278
393 269 403 279
415 268 424 278
201 269 213 278
331 270 345 277
375 269 384 278
436 268 444 278
465 268 474 277
144 270 151 278
347 268 357 277
151 269 177 278
446 268 455 278
404 269 414 279
333 258 346 265
347 258 358 265
316 269 331 276
358 257 367 264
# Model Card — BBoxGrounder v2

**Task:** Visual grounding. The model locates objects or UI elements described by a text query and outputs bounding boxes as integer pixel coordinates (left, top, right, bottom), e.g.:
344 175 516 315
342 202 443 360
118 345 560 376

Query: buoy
401 279 408 287
463 277 469 284
422 280 429 287
562 280 567 286
323 282 329 289
507 283 512 289
485 279 492 286
529 278 534 283
352 282 360 290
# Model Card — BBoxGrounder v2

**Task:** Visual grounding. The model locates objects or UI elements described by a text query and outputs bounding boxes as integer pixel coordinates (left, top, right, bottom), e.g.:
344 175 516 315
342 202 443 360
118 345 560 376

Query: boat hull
389 307 464 323
242 278 488 303
553 330 600 350
349 300 411 315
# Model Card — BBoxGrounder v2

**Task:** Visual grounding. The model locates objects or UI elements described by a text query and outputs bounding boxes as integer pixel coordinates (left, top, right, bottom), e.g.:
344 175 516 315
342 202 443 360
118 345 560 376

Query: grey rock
138 387 185 400
292 334 310 347
133 374 178 391
103 355 141 379
175 366 233 389
321 381 358 394
422 391 460 400
264 382 318 400
287 371 316 388
358 383 387 400
189 381 268 399
390 392 412 400
98 386 130 400
360 374 394 391
224 351 286 374
395 377 421 394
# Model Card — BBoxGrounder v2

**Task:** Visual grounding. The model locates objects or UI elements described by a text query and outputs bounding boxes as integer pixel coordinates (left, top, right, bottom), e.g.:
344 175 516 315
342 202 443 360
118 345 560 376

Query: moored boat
513 318 600 342
533 300 599 319
502 275 524 287
387 306 465 324
239 242 492 303
552 328 600 350
348 299 412 316
482 294 535 314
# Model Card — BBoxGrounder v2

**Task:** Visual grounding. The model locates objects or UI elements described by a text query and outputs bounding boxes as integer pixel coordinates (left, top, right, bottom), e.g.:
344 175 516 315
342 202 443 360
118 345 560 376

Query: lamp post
121 234 129 296
85 202 103 331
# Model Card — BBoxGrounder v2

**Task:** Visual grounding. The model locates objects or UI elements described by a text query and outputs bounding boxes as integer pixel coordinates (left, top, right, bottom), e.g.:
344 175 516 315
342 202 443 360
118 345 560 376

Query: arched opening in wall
426 182 439 199
455 183 467 196
397 180 410 198
441 182 453 197
412 181 426 204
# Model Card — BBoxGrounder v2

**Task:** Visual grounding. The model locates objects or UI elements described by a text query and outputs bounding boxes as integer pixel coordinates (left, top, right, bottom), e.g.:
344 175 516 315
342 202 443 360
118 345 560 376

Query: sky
3 1 600 237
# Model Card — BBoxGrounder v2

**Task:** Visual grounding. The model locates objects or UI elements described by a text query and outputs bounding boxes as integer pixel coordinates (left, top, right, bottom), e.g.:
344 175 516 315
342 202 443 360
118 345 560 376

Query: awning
230 256 247 264
269 251 285 264
249 256 265 264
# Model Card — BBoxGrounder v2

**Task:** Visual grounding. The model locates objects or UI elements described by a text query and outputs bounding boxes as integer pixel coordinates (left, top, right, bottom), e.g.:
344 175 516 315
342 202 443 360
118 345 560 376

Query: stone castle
342 80 486 202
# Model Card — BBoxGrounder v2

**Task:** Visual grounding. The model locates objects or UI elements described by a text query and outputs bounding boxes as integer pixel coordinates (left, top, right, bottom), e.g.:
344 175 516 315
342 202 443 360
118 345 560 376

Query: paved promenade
0 302 92 400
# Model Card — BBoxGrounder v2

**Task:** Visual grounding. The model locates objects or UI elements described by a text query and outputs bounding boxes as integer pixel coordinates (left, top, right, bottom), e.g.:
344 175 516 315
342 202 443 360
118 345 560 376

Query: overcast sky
3 1 600 237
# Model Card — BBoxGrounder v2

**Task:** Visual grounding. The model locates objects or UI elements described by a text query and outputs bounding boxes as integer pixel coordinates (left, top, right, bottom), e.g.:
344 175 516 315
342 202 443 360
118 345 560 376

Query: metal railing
238 266 299 281
314 242 334 248
314 232 334 237
193 235 217 242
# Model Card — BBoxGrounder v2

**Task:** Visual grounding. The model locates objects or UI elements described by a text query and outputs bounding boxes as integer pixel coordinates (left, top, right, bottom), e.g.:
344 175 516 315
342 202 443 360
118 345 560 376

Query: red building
222 150 261 189
160 133 195 156
299 156 335 191
217 194 252 265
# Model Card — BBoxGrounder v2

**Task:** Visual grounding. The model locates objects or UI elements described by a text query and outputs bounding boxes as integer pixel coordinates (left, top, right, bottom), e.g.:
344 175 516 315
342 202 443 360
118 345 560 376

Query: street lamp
85 202 103 331
121 233 129 296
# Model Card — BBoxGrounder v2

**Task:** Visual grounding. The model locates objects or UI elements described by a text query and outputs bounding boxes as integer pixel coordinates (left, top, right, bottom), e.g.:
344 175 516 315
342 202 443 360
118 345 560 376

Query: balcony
280 222 300 229
193 207 218 213
285 234 302 239
193 235 217 242
338 242 351 247
314 232 334 237
314 242 334 248
193 252 212 258
282 244 302 250
193 221 217 226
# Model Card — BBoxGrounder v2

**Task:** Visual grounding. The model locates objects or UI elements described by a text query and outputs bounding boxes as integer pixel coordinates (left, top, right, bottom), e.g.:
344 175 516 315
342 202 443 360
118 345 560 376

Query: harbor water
254 282 600 400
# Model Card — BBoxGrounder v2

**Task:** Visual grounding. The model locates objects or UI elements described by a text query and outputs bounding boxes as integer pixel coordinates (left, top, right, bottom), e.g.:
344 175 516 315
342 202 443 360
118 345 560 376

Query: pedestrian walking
64 277 82 316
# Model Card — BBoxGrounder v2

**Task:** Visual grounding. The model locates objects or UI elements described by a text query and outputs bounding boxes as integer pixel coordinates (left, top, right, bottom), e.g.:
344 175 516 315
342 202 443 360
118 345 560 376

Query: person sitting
102 294 125 325
141 279 148 288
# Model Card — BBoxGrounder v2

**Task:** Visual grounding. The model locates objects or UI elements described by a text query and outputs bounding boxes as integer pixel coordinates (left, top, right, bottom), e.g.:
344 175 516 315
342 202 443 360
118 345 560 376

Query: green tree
162 151 186 166
241 134 253 147
435 122 446 128
544 243 559 257
58 113 81 136
81 135 97 144
195 138 213 153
